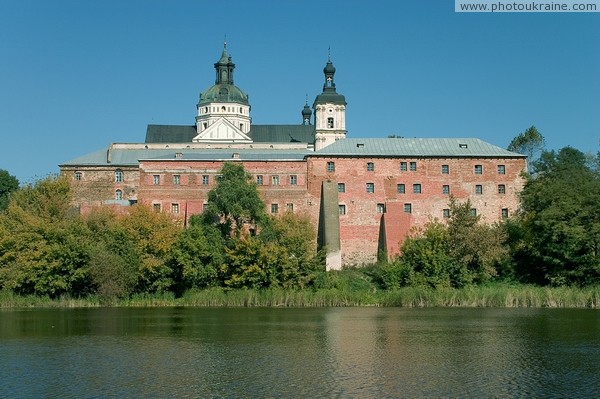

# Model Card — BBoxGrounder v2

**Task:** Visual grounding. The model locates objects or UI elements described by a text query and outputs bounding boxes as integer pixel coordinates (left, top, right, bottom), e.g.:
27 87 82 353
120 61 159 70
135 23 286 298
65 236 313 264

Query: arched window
115 189 123 200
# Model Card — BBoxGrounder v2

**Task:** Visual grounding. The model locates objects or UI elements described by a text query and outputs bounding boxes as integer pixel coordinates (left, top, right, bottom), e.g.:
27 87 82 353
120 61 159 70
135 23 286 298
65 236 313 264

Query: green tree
0 169 19 211
507 126 545 173
510 147 600 286
202 162 266 238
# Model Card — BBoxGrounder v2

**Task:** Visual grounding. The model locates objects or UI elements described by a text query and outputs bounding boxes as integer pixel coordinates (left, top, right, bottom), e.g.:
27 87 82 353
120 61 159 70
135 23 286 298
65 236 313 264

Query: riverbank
1 284 599 308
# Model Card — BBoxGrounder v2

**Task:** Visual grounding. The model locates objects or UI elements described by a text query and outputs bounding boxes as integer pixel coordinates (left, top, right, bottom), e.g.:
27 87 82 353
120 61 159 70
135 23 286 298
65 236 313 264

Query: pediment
192 118 253 143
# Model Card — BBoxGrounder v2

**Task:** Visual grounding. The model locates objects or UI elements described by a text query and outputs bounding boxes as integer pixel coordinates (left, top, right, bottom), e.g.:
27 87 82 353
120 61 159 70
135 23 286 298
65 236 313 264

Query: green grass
2 284 599 308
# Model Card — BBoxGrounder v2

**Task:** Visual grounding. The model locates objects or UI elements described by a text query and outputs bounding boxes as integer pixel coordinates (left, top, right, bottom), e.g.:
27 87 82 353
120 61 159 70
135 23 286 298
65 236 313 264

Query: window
442 164 449 174
443 208 450 218
377 203 386 214
366 183 375 193
271 203 279 214
286 203 294 212
272 175 279 185
327 117 334 128
74 171 82 181
502 208 509 218
326 161 335 172
171 203 179 214
498 165 506 175
400 162 407 171
153 175 160 185
115 189 123 200
173 175 180 185
443 185 450 195
474 165 483 174
498 184 506 194
470 208 477 217
202 175 209 185
339 204 346 215
256 175 263 185
290 175 297 185
397 184 405 194
410 162 417 171
475 184 483 194
413 184 421 194
153 203 161 212
115 169 123 183
367 162 374 171
404 203 412 214
338 183 345 193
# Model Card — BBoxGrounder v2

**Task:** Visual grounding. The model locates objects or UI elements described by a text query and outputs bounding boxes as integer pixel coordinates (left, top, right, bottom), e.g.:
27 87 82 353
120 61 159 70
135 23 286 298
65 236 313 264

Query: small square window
475 185 483 194
502 208 509 218
202 175 209 185
339 204 346 215
327 161 335 172
290 175 297 185
400 162 407 171
367 162 374 172
286 203 294 212
338 183 345 193
410 162 417 171
443 208 450 218
173 175 180 185
498 165 506 175
74 171 82 181
256 175 263 185
470 208 477 217
171 203 179 214
397 184 405 194
153 203 161 212
153 175 160 185
366 183 375 193
498 184 506 194
442 164 449 174
404 203 412 214
377 203 386 214
272 175 279 185
474 165 483 175
271 203 279 214
443 185 450 195
413 184 421 194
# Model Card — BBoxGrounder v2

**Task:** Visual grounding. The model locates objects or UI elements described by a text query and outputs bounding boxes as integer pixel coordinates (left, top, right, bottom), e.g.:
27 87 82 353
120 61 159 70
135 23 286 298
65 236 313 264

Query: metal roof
314 138 525 158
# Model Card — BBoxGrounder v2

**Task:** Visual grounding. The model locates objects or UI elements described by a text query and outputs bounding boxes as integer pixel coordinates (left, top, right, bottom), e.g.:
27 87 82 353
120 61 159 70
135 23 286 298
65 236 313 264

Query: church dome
198 84 249 106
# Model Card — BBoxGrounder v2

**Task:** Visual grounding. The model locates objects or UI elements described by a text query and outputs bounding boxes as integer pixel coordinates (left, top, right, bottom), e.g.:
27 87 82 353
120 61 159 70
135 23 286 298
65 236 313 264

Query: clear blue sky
1 0 598 183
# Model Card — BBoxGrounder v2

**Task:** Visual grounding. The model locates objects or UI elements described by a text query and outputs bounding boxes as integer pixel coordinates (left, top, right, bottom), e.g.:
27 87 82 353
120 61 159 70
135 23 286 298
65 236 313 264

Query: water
0 307 598 398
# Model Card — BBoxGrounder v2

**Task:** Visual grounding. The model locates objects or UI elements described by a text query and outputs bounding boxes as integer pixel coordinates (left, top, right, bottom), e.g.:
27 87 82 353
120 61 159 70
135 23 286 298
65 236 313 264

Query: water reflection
0 308 598 398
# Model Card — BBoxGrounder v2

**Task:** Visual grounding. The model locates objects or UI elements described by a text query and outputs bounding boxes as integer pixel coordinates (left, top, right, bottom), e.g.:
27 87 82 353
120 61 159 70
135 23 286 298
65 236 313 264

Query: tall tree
202 162 266 238
0 169 19 211
510 147 600 285
507 126 545 172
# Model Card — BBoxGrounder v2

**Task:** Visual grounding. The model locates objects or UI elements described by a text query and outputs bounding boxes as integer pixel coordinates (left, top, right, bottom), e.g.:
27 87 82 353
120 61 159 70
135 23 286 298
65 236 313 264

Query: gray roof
61 147 311 167
314 138 525 158
145 124 315 144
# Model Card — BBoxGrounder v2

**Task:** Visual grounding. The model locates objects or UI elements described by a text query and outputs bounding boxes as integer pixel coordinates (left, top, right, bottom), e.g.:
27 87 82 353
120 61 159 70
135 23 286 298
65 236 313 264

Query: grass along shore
1 284 600 308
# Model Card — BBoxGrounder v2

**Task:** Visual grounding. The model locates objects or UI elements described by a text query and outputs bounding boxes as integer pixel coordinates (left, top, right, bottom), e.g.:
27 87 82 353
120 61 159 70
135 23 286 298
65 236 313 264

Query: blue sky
1 0 598 183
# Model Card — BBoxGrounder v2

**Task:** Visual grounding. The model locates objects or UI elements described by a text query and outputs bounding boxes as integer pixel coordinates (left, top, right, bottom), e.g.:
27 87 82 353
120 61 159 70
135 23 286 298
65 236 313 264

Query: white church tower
193 43 252 143
313 55 347 150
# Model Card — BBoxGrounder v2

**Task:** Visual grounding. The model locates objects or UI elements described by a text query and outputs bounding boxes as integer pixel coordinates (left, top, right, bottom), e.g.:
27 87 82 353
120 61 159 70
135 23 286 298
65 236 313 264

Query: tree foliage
507 125 545 172
508 147 600 286
0 169 19 211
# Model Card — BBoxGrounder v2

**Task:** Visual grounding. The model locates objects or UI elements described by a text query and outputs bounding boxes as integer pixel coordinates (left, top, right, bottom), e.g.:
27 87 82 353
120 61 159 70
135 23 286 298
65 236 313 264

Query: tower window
377 203 386 214
338 183 345 193
443 185 450 195
339 204 346 215
404 203 412 214
327 117 334 128
326 161 335 172
366 183 375 193
502 208 509 218
115 189 123 201
498 165 506 174
367 162 374 172
442 164 449 174
74 171 82 181
443 208 451 218
498 184 506 194
115 169 123 183
475 185 483 194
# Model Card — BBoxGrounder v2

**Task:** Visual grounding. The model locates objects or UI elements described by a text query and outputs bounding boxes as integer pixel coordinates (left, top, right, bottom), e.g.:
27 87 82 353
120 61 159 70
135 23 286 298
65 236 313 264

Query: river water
0 307 598 398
